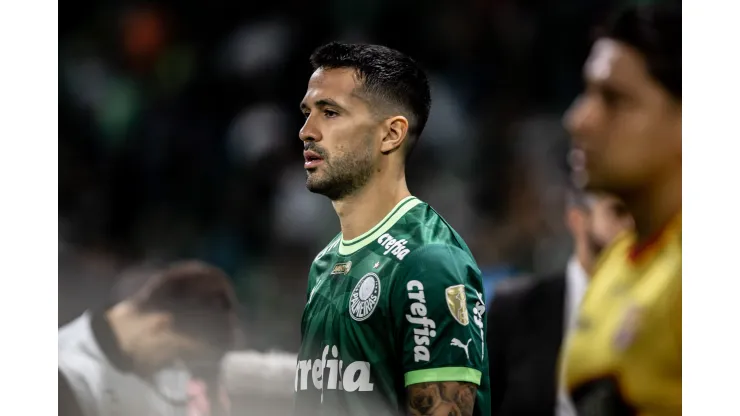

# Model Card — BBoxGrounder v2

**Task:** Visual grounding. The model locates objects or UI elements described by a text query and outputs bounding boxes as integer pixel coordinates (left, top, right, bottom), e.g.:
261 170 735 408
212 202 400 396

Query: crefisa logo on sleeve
405 280 437 362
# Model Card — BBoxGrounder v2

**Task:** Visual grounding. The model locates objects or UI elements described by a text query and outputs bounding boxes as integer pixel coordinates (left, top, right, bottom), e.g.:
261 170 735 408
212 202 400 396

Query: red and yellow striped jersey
562 213 681 416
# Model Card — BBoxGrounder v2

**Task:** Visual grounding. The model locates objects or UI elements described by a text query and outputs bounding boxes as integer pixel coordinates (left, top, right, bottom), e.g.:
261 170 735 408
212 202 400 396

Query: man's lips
303 150 324 168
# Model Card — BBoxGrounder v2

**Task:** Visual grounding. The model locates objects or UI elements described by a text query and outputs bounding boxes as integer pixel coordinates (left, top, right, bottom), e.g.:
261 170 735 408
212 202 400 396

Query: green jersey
294 196 490 416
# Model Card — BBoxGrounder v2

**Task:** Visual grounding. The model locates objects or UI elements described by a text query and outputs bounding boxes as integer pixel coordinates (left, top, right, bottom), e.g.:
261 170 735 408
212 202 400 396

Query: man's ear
380 116 409 154
146 311 173 331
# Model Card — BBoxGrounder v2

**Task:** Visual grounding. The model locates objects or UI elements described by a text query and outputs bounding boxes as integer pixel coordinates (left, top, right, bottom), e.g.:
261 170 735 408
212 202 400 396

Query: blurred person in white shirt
59 260 240 416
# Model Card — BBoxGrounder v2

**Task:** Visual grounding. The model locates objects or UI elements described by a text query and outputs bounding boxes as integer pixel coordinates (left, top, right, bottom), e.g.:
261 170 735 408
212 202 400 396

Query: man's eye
612 202 629 218
603 92 616 105
601 89 624 107
324 110 338 118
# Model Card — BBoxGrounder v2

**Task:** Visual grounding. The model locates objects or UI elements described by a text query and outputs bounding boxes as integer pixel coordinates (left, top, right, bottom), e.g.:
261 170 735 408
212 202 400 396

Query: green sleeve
390 244 487 387
306 277 315 303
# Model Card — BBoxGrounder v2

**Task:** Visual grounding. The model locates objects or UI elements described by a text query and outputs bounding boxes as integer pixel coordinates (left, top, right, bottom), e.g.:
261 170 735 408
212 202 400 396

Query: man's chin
306 178 350 201
305 167 324 181
305 177 330 195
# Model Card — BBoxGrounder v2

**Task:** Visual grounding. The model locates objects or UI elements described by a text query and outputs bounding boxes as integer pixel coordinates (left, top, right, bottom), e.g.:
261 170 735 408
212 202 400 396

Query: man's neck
332 175 411 241
623 170 682 244
575 245 594 277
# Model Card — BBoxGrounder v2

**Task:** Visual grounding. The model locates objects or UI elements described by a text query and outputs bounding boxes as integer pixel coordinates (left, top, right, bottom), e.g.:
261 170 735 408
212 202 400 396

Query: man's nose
564 96 599 138
299 117 321 143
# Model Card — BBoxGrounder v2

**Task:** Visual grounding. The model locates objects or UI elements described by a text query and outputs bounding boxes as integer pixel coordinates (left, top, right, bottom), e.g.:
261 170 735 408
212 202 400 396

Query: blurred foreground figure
59 261 239 416
562 3 681 415
487 192 632 416
295 42 489 416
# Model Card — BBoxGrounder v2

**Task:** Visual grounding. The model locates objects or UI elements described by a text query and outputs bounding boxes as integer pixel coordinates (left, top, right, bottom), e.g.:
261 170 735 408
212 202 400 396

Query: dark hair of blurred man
561 3 682 415
295 42 489 416
59 260 239 416
487 192 632 416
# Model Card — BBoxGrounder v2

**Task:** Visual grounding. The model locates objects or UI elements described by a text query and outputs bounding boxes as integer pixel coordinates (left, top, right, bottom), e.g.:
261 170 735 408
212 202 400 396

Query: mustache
304 143 327 158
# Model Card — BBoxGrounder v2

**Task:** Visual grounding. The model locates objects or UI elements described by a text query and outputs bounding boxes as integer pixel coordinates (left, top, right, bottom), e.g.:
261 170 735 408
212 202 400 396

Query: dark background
58 0 630 351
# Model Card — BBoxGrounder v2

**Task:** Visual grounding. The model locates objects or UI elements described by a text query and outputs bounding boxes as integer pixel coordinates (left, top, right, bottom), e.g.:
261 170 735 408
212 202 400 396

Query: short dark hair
310 42 432 158
130 260 239 349
602 2 681 100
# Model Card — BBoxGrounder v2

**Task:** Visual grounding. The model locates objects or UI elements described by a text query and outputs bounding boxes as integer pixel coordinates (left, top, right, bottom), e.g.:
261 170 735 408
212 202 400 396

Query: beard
305 140 375 201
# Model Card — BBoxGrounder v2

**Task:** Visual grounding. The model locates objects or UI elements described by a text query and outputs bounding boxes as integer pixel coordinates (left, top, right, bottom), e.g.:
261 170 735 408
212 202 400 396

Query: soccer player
561 3 681 415
294 42 490 416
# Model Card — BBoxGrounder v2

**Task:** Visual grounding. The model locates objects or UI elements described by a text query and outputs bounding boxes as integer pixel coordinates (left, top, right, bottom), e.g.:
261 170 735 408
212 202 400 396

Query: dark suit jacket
487 273 567 416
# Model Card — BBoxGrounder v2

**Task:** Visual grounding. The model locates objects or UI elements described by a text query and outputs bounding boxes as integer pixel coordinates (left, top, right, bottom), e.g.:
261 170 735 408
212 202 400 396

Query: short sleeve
390 244 487 387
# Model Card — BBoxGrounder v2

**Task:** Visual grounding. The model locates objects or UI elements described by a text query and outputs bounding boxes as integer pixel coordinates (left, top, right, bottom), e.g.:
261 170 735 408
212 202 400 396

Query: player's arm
391 244 487 416
407 381 478 416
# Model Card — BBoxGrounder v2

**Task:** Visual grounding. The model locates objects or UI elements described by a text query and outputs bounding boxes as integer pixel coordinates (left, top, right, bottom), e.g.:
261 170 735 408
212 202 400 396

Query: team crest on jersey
445 285 469 326
331 261 352 275
349 273 381 321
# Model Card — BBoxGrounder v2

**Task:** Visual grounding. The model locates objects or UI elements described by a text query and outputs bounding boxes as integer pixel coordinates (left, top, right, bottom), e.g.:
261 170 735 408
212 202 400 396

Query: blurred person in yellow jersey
561 2 681 416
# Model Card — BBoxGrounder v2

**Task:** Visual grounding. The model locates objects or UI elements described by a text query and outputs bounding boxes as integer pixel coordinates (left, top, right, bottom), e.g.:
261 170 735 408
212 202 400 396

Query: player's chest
565 260 681 413
303 255 397 331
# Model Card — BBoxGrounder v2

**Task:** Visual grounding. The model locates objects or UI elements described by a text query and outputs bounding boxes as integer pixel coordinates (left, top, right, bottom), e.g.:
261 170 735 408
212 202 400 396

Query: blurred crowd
59 0 625 351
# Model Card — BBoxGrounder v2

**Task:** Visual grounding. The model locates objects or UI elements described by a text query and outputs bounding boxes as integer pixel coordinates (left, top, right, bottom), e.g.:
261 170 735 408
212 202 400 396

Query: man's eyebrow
300 98 345 112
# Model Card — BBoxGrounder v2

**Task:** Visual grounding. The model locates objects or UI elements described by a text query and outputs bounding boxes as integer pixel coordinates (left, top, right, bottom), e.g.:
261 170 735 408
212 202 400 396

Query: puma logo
450 338 472 360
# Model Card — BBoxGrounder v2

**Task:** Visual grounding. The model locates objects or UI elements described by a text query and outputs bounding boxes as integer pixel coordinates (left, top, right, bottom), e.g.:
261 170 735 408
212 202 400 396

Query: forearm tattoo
407 381 477 416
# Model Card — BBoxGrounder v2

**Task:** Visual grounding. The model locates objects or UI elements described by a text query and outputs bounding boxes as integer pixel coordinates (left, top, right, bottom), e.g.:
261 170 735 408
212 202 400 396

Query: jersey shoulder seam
402 243 475 268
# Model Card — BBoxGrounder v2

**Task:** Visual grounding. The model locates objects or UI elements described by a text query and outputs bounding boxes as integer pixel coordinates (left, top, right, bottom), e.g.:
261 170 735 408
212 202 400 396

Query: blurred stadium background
59 0 640 412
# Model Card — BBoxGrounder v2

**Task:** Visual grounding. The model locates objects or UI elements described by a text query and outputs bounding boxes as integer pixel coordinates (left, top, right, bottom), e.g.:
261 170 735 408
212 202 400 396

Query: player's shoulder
387 243 482 298
312 233 342 262
308 234 343 284
385 199 475 261
592 231 633 275
402 243 477 268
